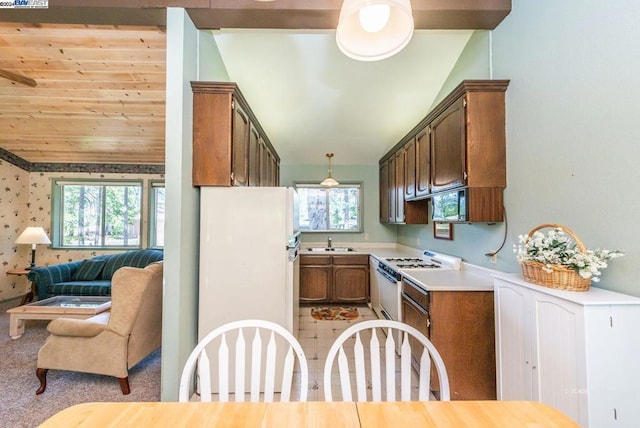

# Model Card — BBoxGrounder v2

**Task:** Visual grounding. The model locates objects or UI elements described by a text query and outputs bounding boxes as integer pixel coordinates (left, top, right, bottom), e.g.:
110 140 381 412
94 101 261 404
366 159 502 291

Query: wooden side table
5 268 36 306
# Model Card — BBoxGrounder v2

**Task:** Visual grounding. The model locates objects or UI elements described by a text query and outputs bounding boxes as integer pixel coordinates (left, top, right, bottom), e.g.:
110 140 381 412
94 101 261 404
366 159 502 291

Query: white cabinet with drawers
494 274 640 427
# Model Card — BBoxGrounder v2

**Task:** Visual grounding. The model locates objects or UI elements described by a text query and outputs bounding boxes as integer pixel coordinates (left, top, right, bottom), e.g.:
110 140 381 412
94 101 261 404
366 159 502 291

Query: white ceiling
212 29 474 166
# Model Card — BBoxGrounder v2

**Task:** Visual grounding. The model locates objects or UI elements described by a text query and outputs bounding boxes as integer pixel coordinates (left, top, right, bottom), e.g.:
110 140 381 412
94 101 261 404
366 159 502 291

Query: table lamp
15 226 51 269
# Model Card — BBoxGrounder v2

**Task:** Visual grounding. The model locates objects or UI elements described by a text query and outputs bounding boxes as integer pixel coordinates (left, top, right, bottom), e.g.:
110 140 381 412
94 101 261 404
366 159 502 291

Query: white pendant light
336 0 414 62
320 153 339 187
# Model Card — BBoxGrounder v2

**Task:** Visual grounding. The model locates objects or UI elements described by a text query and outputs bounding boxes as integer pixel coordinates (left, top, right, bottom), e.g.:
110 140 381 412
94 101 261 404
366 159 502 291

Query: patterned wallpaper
0 160 163 303
0 160 29 302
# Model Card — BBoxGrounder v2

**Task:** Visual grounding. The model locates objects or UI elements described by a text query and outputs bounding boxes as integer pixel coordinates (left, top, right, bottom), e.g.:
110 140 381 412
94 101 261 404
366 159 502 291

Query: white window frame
148 181 165 248
294 182 364 233
51 179 143 249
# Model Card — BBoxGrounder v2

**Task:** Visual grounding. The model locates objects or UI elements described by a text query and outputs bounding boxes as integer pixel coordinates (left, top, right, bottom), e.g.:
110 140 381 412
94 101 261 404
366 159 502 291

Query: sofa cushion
100 249 164 280
48 281 112 297
72 259 106 281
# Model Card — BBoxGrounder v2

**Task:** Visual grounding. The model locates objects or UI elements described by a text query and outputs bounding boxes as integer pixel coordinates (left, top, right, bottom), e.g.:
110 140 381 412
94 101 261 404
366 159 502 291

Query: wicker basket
519 223 591 292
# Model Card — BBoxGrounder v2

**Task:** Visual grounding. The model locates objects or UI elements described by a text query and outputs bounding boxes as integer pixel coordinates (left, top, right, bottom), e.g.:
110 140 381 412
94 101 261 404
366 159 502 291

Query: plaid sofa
27 249 164 300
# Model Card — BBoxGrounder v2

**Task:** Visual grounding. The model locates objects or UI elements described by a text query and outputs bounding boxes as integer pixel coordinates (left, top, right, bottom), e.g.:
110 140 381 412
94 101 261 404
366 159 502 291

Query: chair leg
118 377 131 395
36 368 48 395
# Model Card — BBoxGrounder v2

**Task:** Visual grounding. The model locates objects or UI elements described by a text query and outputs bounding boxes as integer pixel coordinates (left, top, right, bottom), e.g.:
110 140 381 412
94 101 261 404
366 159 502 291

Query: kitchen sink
306 247 355 252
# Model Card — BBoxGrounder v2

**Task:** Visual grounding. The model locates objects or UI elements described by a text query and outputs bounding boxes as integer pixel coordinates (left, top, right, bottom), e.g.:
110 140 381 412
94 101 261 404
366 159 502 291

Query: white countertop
494 272 640 306
300 243 422 259
401 269 494 292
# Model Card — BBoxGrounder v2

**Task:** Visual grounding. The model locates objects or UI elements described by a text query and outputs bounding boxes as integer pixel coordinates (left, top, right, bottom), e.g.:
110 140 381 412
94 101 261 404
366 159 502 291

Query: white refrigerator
198 186 300 341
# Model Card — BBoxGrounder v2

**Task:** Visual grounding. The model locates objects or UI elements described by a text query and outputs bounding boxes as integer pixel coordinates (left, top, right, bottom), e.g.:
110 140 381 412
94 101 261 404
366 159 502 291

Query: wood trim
380 80 510 164
191 82 279 162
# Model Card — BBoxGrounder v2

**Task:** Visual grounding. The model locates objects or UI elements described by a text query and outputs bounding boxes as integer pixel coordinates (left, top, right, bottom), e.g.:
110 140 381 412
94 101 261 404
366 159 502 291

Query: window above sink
294 182 363 233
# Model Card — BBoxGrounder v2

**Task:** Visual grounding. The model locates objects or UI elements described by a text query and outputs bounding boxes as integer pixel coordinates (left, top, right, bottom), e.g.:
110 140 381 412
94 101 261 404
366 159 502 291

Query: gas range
373 250 462 326
383 257 440 270
383 251 461 272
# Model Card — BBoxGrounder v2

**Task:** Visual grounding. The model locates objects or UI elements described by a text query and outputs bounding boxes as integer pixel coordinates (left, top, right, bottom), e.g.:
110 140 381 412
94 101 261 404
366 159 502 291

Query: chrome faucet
327 236 333 249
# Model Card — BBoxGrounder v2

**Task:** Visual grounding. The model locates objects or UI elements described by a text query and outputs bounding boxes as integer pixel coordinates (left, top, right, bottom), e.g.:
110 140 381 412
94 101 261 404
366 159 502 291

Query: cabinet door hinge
463 171 468 180
230 172 235 183
231 99 235 110
463 97 467 108
427 126 431 134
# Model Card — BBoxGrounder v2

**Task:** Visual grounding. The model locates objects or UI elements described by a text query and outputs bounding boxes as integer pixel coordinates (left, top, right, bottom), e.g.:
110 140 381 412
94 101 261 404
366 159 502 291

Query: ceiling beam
189 0 512 30
0 1 511 30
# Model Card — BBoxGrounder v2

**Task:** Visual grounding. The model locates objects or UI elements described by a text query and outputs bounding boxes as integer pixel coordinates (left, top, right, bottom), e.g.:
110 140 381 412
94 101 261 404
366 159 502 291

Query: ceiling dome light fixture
359 4 391 33
320 153 340 187
336 0 414 62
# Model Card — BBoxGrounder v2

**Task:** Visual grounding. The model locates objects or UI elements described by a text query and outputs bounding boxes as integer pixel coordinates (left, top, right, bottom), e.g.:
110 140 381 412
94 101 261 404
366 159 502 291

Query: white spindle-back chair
323 319 450 402
179 320 308 402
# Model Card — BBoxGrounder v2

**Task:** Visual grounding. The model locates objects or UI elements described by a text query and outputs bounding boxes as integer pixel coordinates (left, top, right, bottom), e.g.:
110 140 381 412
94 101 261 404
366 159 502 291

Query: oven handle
376 266 398 284
401 292 429 317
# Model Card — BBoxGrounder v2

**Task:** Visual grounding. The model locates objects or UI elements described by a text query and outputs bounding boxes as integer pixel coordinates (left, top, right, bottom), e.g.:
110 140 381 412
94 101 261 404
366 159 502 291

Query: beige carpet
0 298 161 427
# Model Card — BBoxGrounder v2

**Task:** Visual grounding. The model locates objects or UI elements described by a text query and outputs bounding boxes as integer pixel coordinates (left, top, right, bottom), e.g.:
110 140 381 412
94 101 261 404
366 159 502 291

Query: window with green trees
52 180 143 248
149 181 165 248
294 183 362 232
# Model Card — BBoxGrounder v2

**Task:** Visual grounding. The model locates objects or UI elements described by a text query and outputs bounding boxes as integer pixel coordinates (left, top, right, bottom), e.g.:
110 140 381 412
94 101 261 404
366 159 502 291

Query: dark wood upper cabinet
248 125 260 187
379 80 509 223
379 161 390 224
404 138 416 200
191 82 280 187
415 128 430 199
395 149 405 223
379 144 429 225
231 103 250 187
430 97 465 192
388 155 396 224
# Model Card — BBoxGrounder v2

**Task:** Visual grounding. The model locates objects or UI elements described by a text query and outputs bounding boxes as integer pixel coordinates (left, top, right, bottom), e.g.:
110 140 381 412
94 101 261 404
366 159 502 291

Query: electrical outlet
490 254 498 264
364 233 370 241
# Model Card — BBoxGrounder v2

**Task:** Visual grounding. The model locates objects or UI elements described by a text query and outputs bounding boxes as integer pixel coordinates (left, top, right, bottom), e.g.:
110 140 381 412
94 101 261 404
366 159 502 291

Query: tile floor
297 304 421 401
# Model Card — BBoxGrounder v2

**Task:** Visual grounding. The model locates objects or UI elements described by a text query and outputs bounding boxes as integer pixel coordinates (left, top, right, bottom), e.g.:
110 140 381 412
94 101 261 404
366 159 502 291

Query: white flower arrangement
514 227 624 282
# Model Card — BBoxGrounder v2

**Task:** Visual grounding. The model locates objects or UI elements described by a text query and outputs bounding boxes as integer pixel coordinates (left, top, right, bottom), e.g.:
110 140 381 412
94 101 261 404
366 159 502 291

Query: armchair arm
27 260 83 299
47 318 110 338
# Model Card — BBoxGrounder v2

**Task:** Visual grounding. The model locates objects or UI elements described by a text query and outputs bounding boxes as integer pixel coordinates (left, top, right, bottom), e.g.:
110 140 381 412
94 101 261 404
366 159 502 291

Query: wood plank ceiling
0 23 166 165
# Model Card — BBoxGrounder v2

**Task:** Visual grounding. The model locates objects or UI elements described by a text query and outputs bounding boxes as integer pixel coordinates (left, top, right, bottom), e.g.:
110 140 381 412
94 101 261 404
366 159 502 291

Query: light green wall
400 0 640 296
280 164 397 245
161 8 199 402
492 0 640 296
397 30 500 271
161 8 230 401
430 30 491 109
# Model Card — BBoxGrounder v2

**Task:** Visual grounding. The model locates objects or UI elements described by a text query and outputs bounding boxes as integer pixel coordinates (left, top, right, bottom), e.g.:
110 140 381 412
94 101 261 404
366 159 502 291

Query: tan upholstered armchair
35 261 163 395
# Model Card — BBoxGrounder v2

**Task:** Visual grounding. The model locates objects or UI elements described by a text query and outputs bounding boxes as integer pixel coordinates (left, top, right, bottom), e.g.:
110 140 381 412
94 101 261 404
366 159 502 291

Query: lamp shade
336 0 414 61
320 176 340 187
15 227 51 245
321 153 340 187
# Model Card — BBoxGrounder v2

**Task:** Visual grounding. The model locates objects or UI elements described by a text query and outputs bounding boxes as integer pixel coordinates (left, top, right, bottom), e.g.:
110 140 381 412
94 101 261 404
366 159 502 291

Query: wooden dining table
39 400 579 427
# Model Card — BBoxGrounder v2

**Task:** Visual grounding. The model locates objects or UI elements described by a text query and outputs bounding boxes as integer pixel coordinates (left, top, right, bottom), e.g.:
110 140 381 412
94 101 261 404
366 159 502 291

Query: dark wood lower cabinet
300 265 331 303
333 265 369 303
402 286 496 400
300 254 369 304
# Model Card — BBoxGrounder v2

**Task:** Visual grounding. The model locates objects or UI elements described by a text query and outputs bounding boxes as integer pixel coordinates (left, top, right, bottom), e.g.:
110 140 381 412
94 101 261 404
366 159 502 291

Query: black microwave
431 189 467 222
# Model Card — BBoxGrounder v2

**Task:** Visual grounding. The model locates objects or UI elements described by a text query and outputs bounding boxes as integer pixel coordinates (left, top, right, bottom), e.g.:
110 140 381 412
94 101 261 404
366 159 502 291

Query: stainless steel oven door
375 263 400 322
